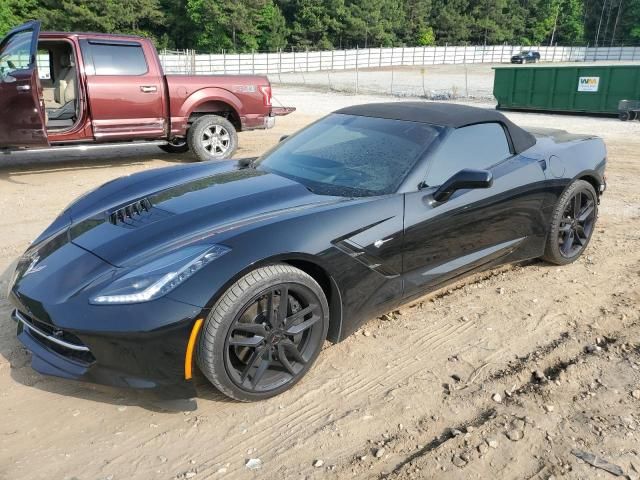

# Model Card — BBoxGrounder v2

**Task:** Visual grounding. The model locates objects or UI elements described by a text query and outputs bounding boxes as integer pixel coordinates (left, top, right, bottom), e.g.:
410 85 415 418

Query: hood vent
108 198 172 229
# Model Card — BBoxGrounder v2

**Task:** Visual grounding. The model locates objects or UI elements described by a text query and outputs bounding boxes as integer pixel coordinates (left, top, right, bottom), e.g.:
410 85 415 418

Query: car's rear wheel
542 180 598 265
196 264 329 401
188 115 238 162
159 138 189 154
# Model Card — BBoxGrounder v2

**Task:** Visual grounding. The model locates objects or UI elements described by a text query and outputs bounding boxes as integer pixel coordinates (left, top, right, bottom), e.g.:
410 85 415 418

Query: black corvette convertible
8 103 606 402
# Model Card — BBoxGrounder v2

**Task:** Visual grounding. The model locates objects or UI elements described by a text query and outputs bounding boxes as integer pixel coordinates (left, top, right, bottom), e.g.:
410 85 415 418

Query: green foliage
257 1 288 50
1 0 639 51
417 26 436 46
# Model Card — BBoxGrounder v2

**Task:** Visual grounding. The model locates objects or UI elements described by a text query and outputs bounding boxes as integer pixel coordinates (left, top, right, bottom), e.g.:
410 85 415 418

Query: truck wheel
159 139 189 154
188 115 238 162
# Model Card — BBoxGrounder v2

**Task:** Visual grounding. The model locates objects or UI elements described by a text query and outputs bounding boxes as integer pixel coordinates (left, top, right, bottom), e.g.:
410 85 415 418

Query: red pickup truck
0 21 292 161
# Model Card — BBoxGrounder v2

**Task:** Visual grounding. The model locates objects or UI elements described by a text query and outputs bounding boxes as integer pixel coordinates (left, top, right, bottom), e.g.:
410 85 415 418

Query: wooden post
278 49 282 82
390 47 394 94
355 45 359 95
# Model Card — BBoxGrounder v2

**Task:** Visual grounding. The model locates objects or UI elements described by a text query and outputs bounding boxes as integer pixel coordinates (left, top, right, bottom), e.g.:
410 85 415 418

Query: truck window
0 29 33 79
83 43 148 76
37 49 52 80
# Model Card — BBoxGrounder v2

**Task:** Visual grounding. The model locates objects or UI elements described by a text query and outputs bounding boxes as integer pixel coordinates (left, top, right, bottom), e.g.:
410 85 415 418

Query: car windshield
255 113 443 197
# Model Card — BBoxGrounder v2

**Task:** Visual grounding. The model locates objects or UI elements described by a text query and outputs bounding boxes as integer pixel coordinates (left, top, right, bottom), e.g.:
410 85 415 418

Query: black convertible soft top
335 102 537 154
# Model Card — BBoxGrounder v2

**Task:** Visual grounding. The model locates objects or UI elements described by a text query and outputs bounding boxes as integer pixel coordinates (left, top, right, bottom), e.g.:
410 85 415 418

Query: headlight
90 244 230 305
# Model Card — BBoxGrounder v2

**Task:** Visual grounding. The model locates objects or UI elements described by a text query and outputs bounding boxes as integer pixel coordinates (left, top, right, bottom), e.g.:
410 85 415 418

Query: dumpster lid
336 102 536 153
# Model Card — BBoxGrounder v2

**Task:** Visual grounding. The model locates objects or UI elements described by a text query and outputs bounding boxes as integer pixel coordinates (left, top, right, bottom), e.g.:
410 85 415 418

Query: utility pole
595 0 607 47
610 0 623 46
549 1 561 46
602 0 615 45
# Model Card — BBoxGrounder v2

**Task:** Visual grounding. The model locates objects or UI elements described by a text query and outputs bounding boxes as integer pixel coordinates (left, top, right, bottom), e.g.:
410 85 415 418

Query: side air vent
108 198 172 228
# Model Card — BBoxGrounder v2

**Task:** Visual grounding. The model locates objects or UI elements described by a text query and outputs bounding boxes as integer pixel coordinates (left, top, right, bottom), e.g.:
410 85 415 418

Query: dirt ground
0 87 639 480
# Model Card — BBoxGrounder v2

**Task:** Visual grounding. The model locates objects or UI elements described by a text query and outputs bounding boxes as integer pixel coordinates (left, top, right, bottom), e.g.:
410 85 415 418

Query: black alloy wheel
557 190 596 258
197 264 329 401
543 180 598 265
225 283 324 392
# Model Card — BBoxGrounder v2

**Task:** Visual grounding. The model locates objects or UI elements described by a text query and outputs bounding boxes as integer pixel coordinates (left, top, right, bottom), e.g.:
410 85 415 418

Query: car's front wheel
542 180 598 265
196 264 329 401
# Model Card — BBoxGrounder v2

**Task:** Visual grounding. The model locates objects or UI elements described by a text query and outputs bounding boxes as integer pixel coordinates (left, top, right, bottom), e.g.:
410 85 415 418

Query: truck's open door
0 21 48 148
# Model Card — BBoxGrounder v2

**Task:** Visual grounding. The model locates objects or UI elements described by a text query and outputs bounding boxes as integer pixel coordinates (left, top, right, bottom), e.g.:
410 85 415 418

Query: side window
37 49 52 80
0 30 33 79
425 123 511 186
83 43 148 76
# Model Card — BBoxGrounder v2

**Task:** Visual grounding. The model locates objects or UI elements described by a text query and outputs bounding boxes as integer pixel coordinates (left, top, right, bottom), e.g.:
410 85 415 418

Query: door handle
140 85 157 93
16 85 31 92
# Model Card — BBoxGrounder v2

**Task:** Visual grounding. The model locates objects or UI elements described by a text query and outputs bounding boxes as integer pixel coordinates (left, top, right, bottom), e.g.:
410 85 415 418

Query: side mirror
279 135 289 143
432 168 493 203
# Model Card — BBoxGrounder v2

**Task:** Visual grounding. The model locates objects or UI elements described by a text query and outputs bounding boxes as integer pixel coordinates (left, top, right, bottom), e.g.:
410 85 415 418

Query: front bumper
9 292 205 398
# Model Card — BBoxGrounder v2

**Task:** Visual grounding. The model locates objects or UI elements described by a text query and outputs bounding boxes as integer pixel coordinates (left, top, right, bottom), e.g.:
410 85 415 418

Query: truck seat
46 54 77 121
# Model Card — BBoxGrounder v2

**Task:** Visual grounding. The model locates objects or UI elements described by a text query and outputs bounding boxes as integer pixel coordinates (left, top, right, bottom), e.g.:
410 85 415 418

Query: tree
187 0 268 52
280 0 347 49
37 0 165 43
403 0 433 44
0 3 19 37
0 0 39 36
430 0 471 44
417 26 436 45
257 1 288 50
555 0 585 44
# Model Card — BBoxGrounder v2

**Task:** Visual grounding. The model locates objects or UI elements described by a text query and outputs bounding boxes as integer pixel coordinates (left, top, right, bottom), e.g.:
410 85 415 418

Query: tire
159 139 189 154
542 180 598 265
619 111 630 121
187 115 238 162
196 264 329 402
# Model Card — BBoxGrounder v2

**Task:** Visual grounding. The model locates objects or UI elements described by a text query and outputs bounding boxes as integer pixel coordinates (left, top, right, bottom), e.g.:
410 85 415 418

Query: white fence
160 45 640 75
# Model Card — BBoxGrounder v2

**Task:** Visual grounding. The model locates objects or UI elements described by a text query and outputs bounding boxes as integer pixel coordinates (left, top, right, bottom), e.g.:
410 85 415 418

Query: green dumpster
493 64 640 115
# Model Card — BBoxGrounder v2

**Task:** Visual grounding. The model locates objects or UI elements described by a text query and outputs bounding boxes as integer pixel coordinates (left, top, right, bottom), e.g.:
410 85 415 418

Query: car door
402 122 547 299
79 39 165 140
0 21 48 148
